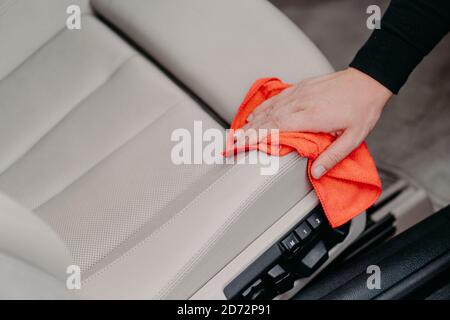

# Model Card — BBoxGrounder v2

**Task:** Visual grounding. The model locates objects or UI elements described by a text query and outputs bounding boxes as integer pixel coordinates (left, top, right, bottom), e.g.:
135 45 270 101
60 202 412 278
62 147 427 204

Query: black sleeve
350 0 450 94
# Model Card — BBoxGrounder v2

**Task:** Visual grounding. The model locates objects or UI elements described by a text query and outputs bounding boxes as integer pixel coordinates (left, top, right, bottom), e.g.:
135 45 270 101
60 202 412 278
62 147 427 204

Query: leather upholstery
92 0 333 123
0 192 72 280
0 0 91 81
0 252 74 299
0 0 333 299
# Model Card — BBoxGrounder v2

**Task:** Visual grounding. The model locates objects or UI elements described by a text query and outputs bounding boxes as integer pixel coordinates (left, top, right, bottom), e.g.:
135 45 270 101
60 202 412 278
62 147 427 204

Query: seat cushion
0 16 198 209
0 14 228 276
0 0 330 299
0 9 307 299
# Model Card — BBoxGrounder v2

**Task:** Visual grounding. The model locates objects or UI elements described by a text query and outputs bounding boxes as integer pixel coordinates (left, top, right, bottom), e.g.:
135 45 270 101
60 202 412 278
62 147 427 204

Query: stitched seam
0 27 66 83
34 97 186 212
156 156 300 299
0 53 138 179
0 13 94 83
81 153 225 278
81 162 241 285
159 157 299 298
82 155 300 292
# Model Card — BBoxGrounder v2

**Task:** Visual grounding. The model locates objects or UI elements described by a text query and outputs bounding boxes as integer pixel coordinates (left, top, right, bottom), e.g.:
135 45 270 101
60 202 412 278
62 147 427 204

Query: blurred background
271 0 450 209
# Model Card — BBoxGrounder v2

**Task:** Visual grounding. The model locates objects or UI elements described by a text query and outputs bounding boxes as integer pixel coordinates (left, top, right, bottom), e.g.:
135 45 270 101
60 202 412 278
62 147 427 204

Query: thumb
311 129 360 179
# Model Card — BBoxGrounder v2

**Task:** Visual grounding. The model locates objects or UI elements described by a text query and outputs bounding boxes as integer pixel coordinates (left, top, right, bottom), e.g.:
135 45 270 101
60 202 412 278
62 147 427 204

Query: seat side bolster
81 154 311 299
92 0 334 123
0 192 72 281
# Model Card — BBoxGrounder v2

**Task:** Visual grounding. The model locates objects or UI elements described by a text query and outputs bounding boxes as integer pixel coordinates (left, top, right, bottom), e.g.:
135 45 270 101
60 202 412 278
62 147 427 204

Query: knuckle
268 113 281 128
272 102 281 111
264 105 274 117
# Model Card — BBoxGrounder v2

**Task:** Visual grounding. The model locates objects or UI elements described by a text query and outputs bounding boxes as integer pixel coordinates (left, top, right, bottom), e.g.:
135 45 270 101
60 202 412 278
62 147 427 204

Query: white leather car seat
0 0 336 299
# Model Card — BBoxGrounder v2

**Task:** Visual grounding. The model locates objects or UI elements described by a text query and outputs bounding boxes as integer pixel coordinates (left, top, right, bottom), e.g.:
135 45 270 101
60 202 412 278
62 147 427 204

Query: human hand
239 67 392 179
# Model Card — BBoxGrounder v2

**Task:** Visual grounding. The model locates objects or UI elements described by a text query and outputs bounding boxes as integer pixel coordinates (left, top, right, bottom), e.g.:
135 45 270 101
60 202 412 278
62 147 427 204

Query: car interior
0 0 449 300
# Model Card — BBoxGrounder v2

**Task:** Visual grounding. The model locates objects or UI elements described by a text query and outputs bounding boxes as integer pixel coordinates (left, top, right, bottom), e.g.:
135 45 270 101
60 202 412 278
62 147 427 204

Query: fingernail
312 165 326 179
247 113 254 122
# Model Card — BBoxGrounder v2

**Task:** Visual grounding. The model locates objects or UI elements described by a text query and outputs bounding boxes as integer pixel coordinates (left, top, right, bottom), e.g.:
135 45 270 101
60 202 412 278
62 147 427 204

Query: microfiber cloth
223 78 382 228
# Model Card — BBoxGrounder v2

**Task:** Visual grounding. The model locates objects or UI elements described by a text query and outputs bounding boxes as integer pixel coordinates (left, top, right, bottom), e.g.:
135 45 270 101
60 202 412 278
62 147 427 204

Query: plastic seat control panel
224 206 350 300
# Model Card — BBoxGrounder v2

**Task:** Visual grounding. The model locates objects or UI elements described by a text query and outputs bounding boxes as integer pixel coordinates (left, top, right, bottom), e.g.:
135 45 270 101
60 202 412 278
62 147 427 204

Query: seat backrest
0 0 91 81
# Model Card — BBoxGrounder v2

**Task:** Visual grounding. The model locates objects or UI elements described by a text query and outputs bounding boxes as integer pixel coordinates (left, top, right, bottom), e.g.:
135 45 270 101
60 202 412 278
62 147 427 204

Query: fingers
238 110 363 181
248 110 318 133
237 110 318 147
237 120 277 146
248 86 296 120
251 97 299 123
311 129 361 179
248 96 278 120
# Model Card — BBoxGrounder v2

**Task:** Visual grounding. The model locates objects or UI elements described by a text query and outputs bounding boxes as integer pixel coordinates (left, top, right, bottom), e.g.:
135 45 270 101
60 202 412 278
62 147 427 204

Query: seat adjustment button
294 222 312 241
281 233 300 252
267 264 286 280
241 278 264 299
267 264 294 294
307 211 323 229
251 288 272 300
330 222 350 243
299 241 328 276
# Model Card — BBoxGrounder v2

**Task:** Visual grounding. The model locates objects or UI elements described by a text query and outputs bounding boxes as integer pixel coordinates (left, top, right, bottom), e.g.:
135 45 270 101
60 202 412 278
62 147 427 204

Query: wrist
347 67 393 104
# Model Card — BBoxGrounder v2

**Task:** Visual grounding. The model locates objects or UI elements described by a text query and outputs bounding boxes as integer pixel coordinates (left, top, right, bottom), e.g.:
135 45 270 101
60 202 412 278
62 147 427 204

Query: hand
240 67 393 179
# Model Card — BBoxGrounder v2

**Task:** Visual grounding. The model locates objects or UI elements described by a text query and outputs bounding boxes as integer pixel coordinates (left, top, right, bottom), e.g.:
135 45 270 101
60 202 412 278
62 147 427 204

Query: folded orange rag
224 78 382 228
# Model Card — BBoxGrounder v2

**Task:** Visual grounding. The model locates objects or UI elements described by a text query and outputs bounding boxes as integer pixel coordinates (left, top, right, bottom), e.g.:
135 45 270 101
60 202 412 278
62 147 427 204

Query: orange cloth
224 78 382 228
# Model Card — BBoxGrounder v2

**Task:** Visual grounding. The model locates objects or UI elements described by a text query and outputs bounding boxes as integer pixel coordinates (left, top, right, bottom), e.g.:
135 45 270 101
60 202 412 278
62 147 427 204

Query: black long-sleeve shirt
350 0 450 94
